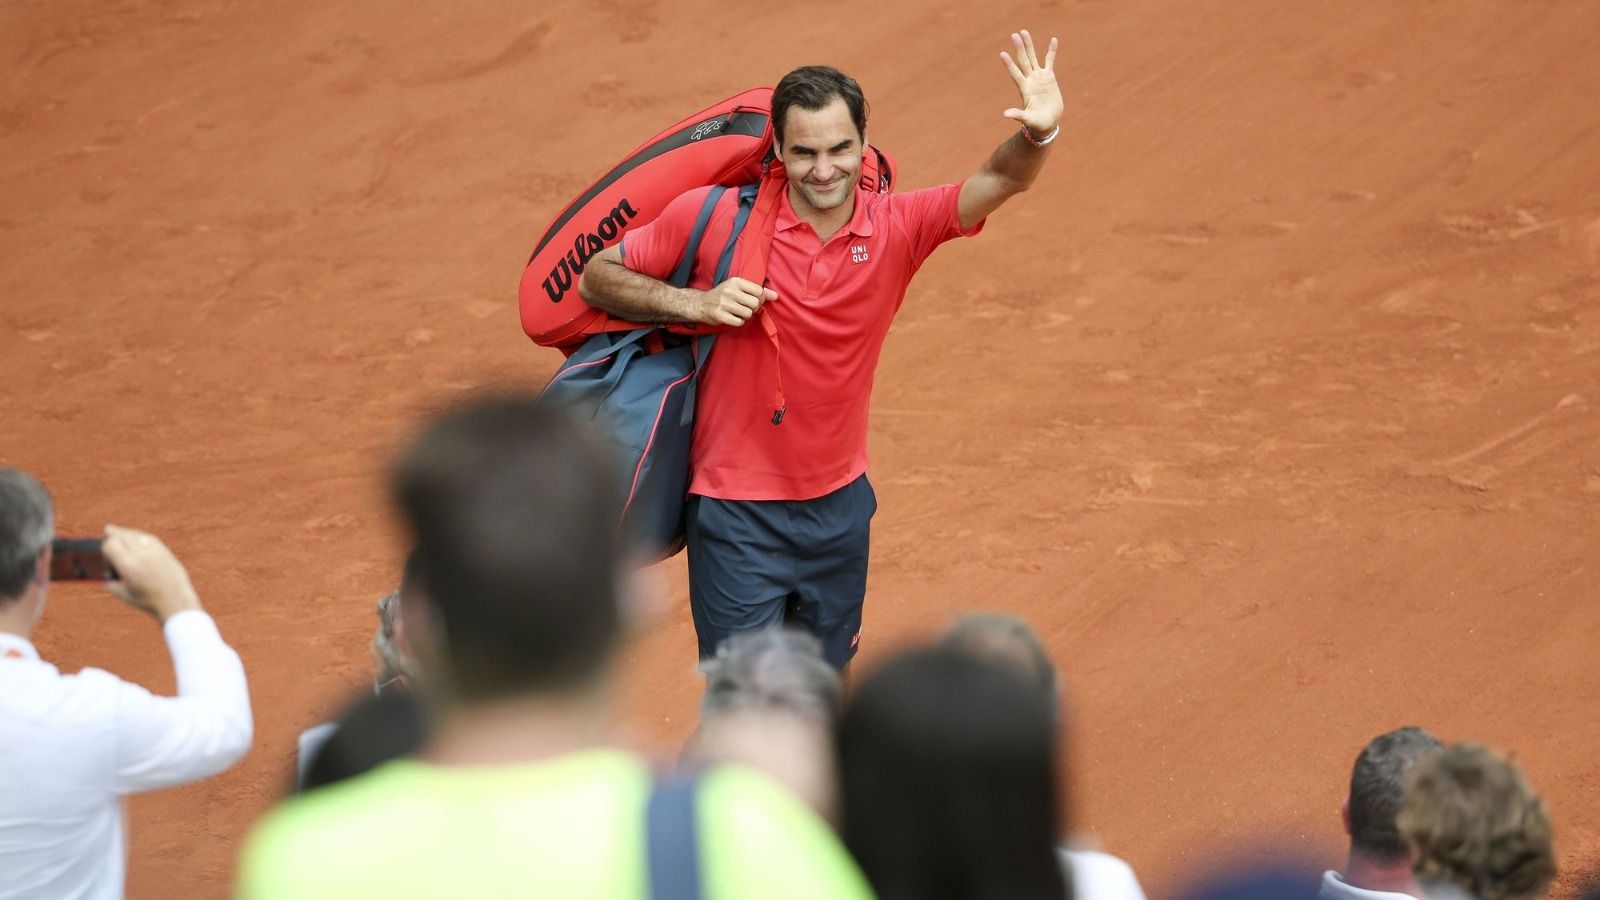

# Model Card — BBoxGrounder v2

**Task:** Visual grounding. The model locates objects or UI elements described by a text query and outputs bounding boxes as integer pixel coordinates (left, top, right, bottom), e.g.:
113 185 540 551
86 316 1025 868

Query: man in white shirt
1320 727 1443 900
0 468 253 900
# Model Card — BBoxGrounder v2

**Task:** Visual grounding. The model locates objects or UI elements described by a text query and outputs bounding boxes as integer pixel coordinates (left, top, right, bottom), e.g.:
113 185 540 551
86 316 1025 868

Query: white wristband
1021 123 1060 147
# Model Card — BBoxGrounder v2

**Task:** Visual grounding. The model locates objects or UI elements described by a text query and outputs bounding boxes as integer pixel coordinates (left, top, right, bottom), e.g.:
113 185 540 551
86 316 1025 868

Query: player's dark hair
1347 726 1443 863
772 65 868 146
392 395 623 701
0 469 53 602
839 646 1072 900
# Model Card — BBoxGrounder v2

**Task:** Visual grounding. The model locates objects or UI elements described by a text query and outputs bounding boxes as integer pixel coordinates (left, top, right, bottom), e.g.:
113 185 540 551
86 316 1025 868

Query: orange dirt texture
3 1 1598 897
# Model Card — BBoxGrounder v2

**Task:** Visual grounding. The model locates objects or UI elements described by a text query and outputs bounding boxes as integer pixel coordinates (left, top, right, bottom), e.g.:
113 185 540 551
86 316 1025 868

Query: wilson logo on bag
518 86 895 350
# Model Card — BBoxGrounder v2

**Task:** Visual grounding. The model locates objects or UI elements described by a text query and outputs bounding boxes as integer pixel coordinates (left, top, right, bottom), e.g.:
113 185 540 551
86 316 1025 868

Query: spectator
839 644 1144 900
1322 726 1443 900
1178 860 1322 900
939 612 1147 898
0 468 253 900
1397 742 1555 900
686 628 841 820
370 551 421 694
297 689 426 793
295 552 425 789
940 611 1061 709
237 396 872 899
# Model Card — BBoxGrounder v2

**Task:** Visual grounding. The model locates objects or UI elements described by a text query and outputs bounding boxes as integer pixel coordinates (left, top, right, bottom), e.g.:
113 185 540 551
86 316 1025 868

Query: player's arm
958 29 1063 232
579 245 775 328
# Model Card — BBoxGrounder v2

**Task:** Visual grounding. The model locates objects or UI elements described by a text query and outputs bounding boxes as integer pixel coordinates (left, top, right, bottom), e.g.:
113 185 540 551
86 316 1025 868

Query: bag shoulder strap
728 176 783 289
668 186 730 289
712 182 761 284
645 771 703 900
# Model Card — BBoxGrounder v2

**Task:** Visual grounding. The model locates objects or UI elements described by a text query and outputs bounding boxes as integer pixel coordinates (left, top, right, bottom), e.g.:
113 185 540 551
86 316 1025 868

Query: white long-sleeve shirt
0 611 253 900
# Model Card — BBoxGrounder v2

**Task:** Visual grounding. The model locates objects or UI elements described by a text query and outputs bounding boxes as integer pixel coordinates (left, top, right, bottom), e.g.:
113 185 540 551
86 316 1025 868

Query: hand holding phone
100 526 203 624
49 538 120 581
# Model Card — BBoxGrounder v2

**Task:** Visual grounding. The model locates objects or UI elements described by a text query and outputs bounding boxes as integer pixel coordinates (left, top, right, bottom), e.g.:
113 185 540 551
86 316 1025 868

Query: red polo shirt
621 181 982 501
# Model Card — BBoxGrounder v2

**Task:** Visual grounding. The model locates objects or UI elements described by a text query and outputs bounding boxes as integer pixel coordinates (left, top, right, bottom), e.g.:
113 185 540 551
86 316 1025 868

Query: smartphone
49 538 120 581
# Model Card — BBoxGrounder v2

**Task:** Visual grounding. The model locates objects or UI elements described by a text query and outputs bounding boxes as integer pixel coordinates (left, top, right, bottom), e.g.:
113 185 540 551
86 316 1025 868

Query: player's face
776 98 863 215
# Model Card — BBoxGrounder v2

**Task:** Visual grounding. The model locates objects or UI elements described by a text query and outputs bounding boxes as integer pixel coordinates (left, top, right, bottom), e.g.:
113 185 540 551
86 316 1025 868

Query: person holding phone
0 467 253 900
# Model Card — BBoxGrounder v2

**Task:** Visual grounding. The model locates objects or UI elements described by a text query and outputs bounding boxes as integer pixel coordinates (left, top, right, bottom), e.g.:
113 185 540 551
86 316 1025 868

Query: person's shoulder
700 762 815 827
1061 847 1147 900
254 759 425 833
883 182 963 202
699 765 872 899
1317 870 1425 900
237 761 440 895
878 182 963 220
12 664 136 720
251 749 650 849
662 184 728 216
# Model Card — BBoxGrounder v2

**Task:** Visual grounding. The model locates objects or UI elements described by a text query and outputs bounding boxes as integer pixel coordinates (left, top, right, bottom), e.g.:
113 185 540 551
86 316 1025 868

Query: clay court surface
3 0 1598 895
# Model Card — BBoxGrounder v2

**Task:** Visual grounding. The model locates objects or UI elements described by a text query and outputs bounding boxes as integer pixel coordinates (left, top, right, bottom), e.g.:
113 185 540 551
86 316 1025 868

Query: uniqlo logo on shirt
850 243 870 264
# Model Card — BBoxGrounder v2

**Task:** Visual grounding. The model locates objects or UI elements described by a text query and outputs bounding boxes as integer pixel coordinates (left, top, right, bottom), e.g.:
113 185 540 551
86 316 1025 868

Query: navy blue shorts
685 474 877 669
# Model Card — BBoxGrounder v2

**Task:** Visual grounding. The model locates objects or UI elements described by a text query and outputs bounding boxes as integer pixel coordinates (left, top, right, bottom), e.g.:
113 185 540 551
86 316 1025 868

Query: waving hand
1000 30 1063 138
957 28 1065 230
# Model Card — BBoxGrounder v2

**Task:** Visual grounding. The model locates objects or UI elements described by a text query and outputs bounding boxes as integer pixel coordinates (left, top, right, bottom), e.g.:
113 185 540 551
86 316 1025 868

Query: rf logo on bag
850 243 870 264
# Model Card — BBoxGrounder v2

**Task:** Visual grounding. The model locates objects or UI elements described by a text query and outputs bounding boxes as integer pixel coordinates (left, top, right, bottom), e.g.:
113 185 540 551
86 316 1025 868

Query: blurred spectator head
0 468 53 611
702 628 841 722
1177 860 1321 900
1398 742 1555 900
839 645 1067 900
370 551 422 694
1345 726 1443 865
938 611 1060 712
391 395 623 703
691 629 841 819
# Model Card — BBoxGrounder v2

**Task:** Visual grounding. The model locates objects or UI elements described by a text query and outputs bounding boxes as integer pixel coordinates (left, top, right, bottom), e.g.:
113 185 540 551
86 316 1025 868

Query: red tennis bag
518 87 895 350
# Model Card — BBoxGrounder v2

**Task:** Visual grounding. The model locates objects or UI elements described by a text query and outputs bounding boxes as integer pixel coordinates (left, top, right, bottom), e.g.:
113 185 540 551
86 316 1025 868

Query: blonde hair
1398 742 1555 900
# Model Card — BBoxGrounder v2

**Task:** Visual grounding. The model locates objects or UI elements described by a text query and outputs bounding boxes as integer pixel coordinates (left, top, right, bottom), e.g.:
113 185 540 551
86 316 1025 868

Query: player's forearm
981 129 1051 195
578 255 702 325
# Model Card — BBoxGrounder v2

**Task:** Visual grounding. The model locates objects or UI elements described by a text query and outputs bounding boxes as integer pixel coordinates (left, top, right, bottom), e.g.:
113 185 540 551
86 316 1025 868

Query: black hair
1347 726 1443 863
392 395 623 701
838 646 1071 900
772 65 868 146
298 690 427 793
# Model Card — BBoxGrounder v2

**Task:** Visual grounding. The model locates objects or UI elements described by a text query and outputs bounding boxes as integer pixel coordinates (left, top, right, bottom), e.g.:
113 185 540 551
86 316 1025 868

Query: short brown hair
771 66 868 146
1398 743 1556 900
392 396 624 701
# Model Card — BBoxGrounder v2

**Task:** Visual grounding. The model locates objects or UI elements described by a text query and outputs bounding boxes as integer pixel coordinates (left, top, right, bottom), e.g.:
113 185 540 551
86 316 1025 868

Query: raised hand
1000 29 1063 139
101 525 203 624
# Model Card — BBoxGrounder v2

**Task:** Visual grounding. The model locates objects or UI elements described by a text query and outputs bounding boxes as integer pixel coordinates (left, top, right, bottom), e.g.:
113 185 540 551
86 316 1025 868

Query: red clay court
3 1 1597 896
